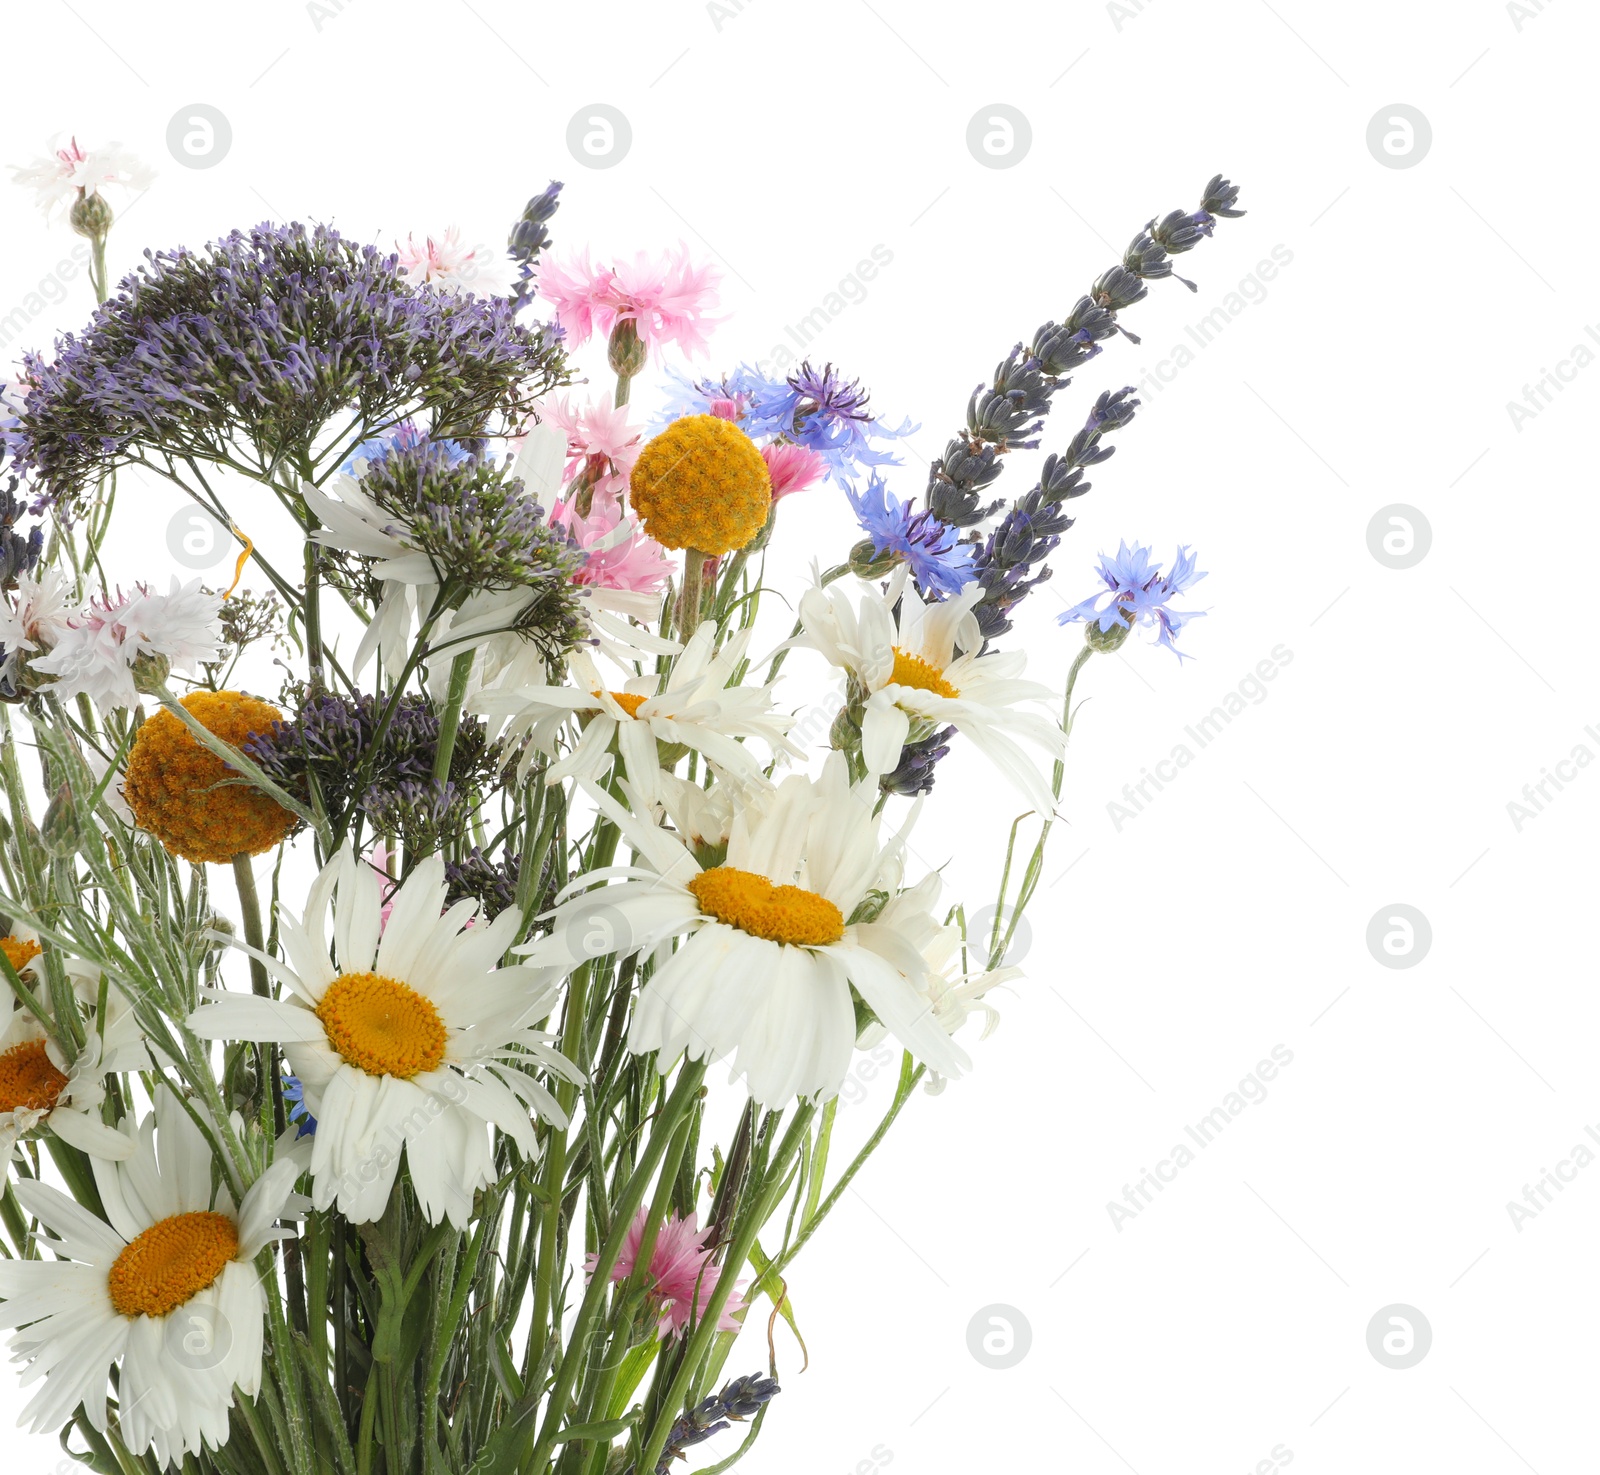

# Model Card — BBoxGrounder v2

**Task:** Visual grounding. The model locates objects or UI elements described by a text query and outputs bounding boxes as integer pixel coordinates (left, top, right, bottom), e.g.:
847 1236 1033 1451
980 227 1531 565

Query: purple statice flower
656 360 913 487
847 473 975 597
13 221 569 509
1059 541 1207 660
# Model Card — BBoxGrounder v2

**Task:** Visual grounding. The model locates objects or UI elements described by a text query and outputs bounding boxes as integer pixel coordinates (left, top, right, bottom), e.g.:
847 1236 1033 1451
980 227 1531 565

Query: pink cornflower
551 497 672 595
586 1209 746 1339
394 227 513 296
537 245 721 359
11 135 154 220
30 578 223 715
367 842 400 931
542 394 642 506
762 442 827 501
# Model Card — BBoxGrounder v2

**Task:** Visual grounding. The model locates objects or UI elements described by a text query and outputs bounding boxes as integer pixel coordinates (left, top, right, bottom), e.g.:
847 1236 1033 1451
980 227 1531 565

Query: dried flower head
629 415 771 554
124 691 297 863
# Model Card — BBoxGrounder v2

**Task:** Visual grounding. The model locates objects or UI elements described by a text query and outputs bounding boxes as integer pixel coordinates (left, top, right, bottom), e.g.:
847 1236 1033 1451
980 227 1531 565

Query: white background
3 1 1597 1471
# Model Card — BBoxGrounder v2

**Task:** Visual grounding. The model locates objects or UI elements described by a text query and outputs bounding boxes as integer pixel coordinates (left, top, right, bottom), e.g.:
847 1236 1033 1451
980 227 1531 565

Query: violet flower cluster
13 221 569 507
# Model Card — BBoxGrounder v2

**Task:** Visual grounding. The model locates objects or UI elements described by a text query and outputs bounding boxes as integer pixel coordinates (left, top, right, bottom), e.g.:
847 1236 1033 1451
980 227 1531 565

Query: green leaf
552 1416 637 1446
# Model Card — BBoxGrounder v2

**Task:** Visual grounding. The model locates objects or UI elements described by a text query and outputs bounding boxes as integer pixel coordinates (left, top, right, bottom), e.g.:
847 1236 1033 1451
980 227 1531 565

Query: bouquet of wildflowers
0 139 1240 1475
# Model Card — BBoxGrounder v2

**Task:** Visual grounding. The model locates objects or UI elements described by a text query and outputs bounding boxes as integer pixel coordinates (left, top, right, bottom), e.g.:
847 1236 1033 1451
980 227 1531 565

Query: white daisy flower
0 1088 302 1468
30 577 225 715
187 848 581 1229
470 624 796 805
0 965 148 1162
797 569 1067 814
856 875 1019 1094
10 135 154 220
517 756 969 1108
651 770 771 862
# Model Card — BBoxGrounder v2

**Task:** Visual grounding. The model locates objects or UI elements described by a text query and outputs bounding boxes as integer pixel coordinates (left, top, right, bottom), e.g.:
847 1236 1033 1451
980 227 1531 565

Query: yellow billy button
314 971 448 1079
0 1039 68 1113
628 414 772 555
889 648 960 701
687 866 845 948
107 1210 240 1318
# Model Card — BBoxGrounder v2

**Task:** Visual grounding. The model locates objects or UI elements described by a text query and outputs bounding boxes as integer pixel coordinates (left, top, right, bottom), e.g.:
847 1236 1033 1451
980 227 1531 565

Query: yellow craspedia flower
629 414 772 554
123 690 296 864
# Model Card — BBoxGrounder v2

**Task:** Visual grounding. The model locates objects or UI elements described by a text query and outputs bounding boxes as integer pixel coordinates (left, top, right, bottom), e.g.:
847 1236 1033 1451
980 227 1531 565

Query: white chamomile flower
0 1088 303 1468
651 770 772 861
30 577 225 715
798 568 1067 813
518 755 968 1108
857 875 1019 1094
471 623 796 805
10 135 154 220
187 848 581 1229
0 966 148 1161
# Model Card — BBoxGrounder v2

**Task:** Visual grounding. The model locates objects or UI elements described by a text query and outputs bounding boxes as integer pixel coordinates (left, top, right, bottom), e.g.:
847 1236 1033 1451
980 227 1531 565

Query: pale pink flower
586 1209 745 1339
31 577 224 714
395 227 513 296
762 442 827 501
11 135 154 220
367 842 399 931
551 497 672 595
538 245 721 358
542 394 643 506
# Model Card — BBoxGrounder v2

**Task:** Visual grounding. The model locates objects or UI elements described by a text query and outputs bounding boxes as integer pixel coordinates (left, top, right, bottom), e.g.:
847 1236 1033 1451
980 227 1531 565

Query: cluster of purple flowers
245 689 503 849
12 221 568 507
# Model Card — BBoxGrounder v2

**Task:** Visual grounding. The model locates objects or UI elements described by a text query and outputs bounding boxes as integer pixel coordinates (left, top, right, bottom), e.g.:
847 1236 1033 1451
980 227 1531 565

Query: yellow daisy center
599 690 649 719
0 935 41 973
107 1210 239 1318
688 866 845 947
0 1039 68 1114
889 648 960 700
315 971 448 1079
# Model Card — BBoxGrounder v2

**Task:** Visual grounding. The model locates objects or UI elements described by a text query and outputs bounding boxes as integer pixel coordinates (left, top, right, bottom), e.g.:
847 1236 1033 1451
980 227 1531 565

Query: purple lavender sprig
970 387 1140 642
508 181 563 315
640 1373 781 1475
923 174 1243 530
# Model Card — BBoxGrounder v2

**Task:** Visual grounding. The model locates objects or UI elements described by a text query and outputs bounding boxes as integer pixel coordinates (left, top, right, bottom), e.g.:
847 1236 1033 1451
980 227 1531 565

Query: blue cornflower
655 361 914 487
847 473 975 597
1059 541 1207 659
282 1075 317 1138
340 421 473 478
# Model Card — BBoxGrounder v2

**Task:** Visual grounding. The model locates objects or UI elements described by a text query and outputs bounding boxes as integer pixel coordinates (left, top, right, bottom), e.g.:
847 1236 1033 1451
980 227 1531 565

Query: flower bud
847 539 897 580
41 783 83 859
607 319 648 380
69 190 114 241
828 703 861 753
1083 616 1131 653
130 651 171 696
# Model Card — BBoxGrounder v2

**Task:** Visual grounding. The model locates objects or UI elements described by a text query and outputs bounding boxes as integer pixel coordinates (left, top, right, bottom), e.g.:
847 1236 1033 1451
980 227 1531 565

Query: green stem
431 650 476 784
676 550 708 643
524 1061 707 1475
636 1104 815 1475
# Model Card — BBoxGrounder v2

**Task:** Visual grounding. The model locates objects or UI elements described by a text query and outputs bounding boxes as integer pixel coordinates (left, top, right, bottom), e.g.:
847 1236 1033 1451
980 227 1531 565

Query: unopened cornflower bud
129 650 171 695
1083 616 1131 653
41 782 82 858
847 538 897 580
607 319 648 380
69 190 114 241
